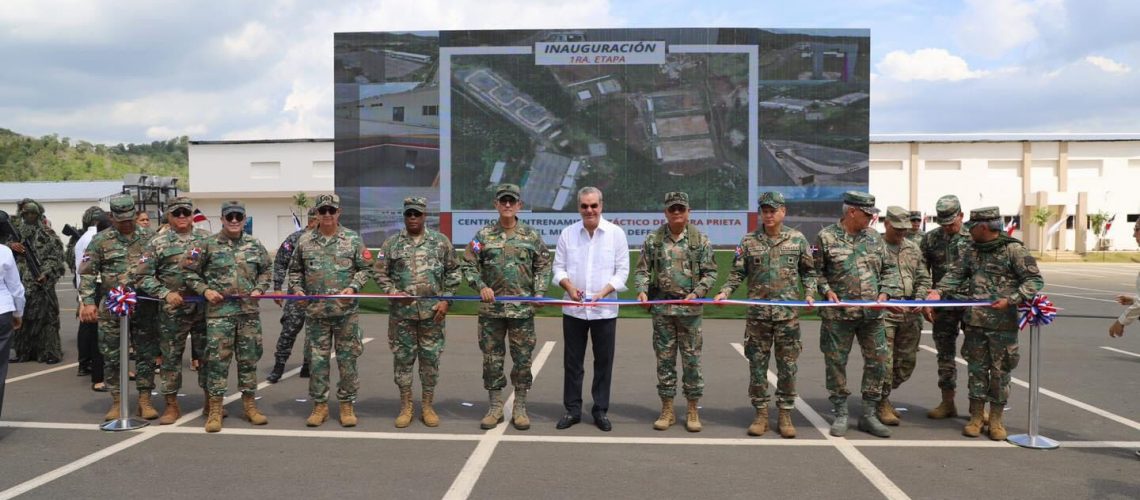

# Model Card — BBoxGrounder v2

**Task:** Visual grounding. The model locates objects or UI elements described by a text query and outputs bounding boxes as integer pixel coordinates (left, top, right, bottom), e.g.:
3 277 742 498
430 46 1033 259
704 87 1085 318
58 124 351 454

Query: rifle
0 211 44 279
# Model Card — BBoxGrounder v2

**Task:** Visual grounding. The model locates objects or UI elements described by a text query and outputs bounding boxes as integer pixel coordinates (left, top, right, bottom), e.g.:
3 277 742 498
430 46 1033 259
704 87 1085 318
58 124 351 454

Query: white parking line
5 362 80 383
443 340 556 500
918 345 1140 431
1100 346 1140 359
1041 292 1117 303
1046 284 1123 294
731 343 910 500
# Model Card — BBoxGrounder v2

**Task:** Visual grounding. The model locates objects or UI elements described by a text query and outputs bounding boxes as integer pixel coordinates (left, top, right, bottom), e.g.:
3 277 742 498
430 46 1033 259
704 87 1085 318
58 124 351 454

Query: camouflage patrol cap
306 207 318 218
19 200 42 215
403 196 427 214
758 191 785 208
220 200 245 215
909 210 922 222
165 196 193 214
495 184 521 201
81 206 106 227
109 195 137 222
935 195 961 225
965 206 1001 228
885 206 910 230
315 194 340 209
842 191 879 215
664 191 689 208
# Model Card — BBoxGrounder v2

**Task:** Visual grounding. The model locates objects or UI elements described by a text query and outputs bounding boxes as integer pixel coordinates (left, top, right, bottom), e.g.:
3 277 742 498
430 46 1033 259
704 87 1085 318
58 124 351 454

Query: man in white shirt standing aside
553 187 630 432
0 210 28 417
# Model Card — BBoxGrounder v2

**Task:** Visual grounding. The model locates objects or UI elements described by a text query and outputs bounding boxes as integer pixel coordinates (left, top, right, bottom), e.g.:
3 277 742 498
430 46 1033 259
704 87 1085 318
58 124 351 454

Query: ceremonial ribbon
1017 294 1058 330
105 286 138 317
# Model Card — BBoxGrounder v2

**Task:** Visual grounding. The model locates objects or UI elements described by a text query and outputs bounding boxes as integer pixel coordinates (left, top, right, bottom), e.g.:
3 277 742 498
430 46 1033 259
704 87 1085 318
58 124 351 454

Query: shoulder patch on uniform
363 248 373 261
470 238 482 254
734 245 743 258
81 253 91 263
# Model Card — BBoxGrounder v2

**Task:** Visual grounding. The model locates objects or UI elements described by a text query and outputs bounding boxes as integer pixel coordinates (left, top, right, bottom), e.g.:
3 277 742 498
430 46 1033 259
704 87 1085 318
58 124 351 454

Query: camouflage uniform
920 196 972 392
286 209 373 405
132 198 211 396
633 219 717 401
10 201 66 363
183 219 272 398
78 198 159 394
461 219 552 393
271 226 310 366
374 225 460 393
719 213 816 411
814 194 901 406
934 208 1043 406
881 208 932 399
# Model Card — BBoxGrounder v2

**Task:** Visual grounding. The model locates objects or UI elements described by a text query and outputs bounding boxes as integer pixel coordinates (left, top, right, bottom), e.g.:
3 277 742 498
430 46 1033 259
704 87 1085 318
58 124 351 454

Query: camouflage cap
909 210 922 222
935 194 961 225
664 191 689 208
315 194 340 209
842 191 879 214
19 200 43 215
165 196 193 214
885 206 911 230
220 200 245 215
403 196 427 214
965 206 1001 228
495 184 521 201
81 206 106 227
109 195 137 222
758 191 785 208
306 206 318 218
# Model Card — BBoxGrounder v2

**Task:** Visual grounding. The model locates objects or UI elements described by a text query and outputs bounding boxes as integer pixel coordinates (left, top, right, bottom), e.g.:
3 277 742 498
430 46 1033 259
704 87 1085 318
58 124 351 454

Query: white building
0 180 124 242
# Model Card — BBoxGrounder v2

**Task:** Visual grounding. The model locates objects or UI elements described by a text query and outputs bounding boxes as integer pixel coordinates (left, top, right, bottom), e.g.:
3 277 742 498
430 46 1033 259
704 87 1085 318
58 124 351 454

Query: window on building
393 106 405 122
422 105 438 116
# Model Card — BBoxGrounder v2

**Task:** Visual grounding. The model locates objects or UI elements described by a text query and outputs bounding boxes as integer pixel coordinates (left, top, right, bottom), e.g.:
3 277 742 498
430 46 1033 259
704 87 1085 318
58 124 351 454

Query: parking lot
2 262 1138 499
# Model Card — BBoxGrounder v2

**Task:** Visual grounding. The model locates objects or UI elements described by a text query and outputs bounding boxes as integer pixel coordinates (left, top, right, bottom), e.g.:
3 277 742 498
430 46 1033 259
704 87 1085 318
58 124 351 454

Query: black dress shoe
594 414 612 432
556 414 581 430
43 355 61 365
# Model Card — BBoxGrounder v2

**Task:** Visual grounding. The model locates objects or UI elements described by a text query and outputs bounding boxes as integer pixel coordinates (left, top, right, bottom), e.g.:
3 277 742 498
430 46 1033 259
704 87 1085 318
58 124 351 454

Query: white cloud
954 0 1042 59
1085 55 1131 74
876 48 987 82
221 22 274 60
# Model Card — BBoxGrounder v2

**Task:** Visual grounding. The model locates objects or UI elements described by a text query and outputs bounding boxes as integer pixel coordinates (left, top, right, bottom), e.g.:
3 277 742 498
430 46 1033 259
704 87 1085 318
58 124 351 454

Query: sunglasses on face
224 213 245 222
497 197 518 206
404 210 424 218
579 203 599 210
317 206 337 215
170 208 192 218
667 205 687 213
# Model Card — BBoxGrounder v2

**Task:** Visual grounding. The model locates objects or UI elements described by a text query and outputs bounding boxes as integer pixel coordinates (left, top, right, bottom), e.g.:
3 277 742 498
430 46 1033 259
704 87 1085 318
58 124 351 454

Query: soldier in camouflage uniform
132 197 211 425
374 197 460 428
920 195 971 420
814 191 901 438
634 191 717 433
461 184 552 431
8 200 66 364
184 201 272 433
715 192 816 438
907 211 924 247
927 207 1043 440
879 207 932 427
286 194 373 428
266 207 317 383
79 195 161 421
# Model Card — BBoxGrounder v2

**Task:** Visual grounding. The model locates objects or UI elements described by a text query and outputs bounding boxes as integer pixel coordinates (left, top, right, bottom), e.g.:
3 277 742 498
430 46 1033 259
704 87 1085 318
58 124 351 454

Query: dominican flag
1105 214 1116 232
1004 216 1019 236
290 210 302 231
192 208 211 232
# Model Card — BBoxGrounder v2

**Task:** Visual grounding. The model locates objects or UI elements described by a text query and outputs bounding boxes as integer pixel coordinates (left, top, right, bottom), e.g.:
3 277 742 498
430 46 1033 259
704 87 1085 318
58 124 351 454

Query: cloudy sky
1 0 1137 144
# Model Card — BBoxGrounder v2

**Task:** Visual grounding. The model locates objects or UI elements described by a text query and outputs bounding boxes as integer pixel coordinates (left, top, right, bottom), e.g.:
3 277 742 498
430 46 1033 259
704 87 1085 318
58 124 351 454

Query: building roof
0 180 123 203
871 133 1140 143
189 138 334 145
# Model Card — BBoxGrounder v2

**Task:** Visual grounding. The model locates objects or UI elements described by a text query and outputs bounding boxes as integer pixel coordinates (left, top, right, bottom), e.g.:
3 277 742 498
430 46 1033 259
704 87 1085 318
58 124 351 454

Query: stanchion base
100 418 150 432
1007 433 1060 450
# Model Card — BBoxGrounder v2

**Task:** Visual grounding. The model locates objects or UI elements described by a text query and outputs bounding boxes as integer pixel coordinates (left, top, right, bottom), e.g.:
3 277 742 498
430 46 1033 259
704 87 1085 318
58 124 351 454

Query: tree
1089 210 1109 251
1031 207 1051 255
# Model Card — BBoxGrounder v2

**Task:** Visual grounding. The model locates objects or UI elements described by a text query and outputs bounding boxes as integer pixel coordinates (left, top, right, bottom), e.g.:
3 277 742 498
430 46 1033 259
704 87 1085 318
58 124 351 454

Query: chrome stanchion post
1007 323 1058 449
101 311 149 431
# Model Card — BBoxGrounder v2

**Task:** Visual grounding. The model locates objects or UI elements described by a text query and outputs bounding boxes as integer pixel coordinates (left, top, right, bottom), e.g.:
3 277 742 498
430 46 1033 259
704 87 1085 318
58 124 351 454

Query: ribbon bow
105 286 138 317
1017 294 1057 330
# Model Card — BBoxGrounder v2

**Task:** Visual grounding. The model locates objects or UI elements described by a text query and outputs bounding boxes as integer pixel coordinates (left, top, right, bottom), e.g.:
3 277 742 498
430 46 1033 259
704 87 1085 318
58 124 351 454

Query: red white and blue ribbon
105 286 138 317
1018 294 1057 330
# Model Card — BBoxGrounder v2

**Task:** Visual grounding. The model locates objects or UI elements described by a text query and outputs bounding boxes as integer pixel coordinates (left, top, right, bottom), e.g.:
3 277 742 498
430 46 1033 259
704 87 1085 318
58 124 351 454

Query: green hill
0 128 188 182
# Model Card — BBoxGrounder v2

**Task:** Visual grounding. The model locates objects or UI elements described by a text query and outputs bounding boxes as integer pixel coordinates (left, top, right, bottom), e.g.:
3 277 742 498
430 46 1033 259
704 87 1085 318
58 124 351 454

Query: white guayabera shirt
552 217 629 321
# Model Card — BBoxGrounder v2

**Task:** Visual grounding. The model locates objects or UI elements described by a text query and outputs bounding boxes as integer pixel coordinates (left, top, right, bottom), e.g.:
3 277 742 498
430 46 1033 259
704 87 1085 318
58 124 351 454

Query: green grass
360 250 820 320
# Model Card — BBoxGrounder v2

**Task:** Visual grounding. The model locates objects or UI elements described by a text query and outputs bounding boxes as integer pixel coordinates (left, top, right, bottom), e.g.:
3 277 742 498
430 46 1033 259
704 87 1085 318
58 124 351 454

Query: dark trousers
562 315 616 418
0 312 13 417
77 321 104 384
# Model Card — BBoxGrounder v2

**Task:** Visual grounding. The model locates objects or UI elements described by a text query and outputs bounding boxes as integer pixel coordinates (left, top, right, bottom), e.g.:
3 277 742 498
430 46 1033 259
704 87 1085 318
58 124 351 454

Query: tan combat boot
927 389 957 419
395 389 414 428
158 394 181 425
339 401 357 427
962 399 985 437
987 403 1007 441
747 406 768 436
204 396 223 433
421 391 439 427
137 391 159 420
205 390 228 418
878 397 900 426
512 390 530 430
685 399 702 432
241 393 268 425
306 402 329 427
480 390 504 430
652 398 675 430
778 408 797 438
104 392 121 422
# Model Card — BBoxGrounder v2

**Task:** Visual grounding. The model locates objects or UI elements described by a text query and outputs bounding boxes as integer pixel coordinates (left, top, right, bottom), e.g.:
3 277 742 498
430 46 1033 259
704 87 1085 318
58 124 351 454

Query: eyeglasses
403 210 424 218
497 197 518 206
667 205 687 213
317 206 338 215
170 208 192 218
579 203 599 210
224 213 245 222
